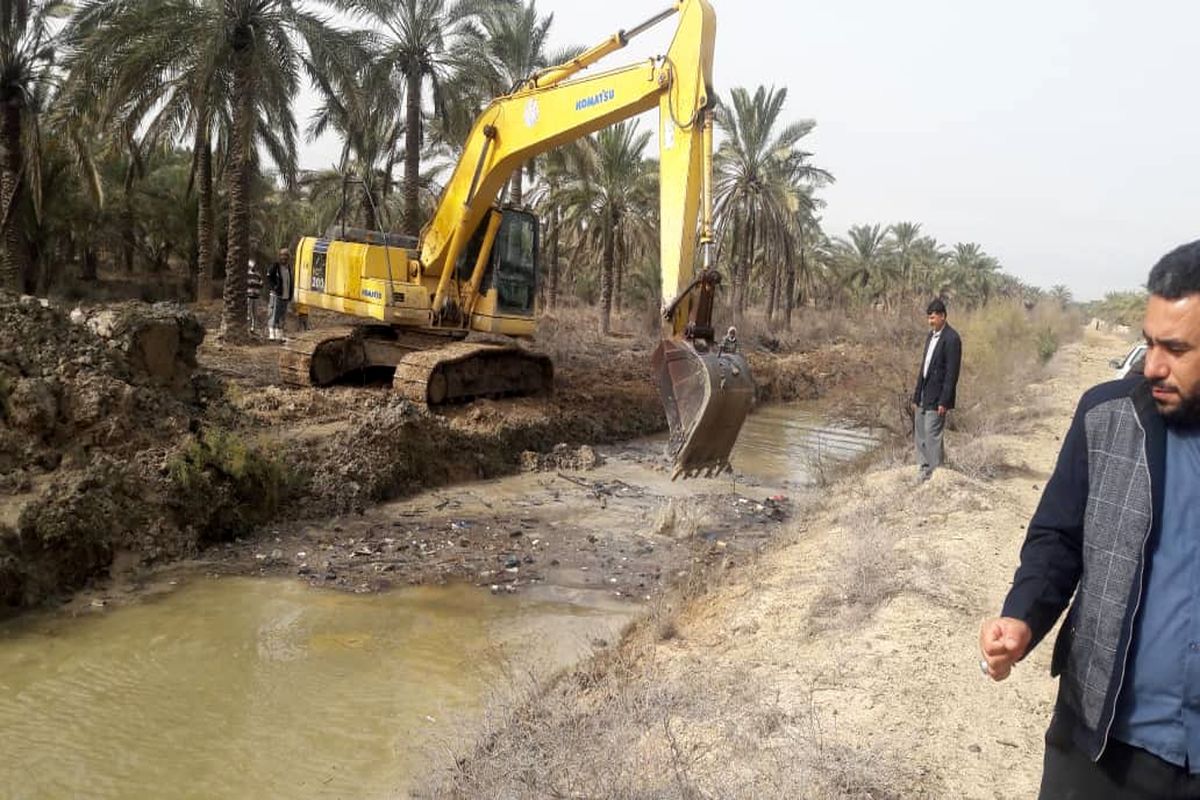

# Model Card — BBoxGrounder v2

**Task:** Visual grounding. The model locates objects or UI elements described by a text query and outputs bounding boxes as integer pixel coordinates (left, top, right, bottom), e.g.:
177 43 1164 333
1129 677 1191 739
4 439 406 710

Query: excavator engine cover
652 338 754 479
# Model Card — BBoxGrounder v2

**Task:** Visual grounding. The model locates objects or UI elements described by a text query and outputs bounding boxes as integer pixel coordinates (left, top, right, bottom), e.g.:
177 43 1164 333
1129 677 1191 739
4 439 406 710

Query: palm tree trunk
361 188 377 232
403 69 422 237
738 208 757 315
220 73 255 340
614 230 624 314
549 204 560 309
383 149 396 200
197 137 214 301
509 166 523 206
0 100 26 292
32 240 48 295
81 245 98 281
726 210 742 312
785 248 799 329
599 207 614 335
121 169 136 273
766 258 779 323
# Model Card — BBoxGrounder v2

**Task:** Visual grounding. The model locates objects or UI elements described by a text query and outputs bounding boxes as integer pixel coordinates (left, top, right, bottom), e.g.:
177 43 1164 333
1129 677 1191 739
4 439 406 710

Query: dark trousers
1040 736 1200 799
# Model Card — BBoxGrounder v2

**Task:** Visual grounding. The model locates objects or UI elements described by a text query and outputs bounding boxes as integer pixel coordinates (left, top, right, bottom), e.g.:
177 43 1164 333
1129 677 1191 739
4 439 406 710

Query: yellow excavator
282 0 753 478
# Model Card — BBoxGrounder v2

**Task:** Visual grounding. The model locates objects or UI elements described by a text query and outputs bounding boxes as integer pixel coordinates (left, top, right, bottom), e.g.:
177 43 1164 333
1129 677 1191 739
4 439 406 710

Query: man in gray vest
912 298 962 481
981 240 1200 797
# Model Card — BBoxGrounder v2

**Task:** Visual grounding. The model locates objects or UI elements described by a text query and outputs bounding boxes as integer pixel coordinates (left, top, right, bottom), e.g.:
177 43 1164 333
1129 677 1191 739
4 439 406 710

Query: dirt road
427 329 1124 798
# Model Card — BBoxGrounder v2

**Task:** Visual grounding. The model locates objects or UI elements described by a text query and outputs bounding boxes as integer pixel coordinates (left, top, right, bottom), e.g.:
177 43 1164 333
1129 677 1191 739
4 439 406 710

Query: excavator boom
422 0 753 477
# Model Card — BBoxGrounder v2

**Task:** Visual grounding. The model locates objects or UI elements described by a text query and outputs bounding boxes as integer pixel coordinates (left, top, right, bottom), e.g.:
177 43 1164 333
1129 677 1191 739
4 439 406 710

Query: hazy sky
298 0 1200 301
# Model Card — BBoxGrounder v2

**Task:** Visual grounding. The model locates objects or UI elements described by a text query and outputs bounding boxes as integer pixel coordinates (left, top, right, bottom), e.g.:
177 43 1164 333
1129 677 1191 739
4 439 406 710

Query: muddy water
0 403 873 799
0 579 631 799
731 404 879 484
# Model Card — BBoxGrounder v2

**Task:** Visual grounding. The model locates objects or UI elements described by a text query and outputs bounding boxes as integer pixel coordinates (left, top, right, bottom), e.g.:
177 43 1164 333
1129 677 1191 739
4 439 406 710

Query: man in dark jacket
981 239 1200 798
266 247 293 342
912 298 962 480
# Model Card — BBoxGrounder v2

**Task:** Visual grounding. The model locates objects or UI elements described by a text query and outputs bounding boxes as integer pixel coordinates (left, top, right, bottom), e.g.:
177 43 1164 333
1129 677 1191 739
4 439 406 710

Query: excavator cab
489 210 539 316
455 207 540 330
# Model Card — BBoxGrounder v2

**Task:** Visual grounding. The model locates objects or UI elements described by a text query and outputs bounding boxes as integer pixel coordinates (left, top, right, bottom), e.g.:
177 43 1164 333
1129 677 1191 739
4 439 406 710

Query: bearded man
981 239 1200 798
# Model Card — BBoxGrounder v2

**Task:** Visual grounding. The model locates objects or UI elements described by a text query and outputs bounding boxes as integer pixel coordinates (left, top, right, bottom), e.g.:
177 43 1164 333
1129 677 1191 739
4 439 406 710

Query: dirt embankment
421 331 1120 799
0 297 875 612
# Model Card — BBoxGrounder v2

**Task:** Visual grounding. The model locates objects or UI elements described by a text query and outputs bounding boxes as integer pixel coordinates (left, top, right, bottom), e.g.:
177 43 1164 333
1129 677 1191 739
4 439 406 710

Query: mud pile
0 294 205 488
0 294 210 607
296 398 445 516
520 443 603 472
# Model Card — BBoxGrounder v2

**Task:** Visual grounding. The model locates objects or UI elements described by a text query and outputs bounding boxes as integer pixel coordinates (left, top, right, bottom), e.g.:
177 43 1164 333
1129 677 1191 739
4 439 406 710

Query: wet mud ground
208 441 794 604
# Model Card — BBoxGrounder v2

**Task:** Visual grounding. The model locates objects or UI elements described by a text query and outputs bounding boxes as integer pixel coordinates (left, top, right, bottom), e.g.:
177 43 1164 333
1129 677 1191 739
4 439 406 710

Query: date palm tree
0 0 67 292
307 56 403 232
475 1 583 207
714 85 831 316
833 223 893 306
527 139 591 309
948 241 1001 308
336 0 505 236
1049 283 1073 309
887 221 921 296
66 0 359 337
557 122 656 334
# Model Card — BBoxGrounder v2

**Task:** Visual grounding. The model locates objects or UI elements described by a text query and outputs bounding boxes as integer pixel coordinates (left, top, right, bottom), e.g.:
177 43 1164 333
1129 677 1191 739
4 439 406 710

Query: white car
1109 343 1147 379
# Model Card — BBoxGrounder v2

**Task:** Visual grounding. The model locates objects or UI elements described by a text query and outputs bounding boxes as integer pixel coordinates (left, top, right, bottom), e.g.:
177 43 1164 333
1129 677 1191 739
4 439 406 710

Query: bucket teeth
653 339 754 479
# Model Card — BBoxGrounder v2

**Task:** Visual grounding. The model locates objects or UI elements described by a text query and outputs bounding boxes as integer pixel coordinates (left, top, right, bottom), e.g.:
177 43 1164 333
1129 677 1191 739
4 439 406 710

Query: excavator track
277 326 364 387
392 341 553 407
278 325 552 406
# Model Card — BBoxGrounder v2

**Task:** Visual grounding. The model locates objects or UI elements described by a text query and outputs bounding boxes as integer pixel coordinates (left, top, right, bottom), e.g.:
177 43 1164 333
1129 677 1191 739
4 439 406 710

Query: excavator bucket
652 338 755 479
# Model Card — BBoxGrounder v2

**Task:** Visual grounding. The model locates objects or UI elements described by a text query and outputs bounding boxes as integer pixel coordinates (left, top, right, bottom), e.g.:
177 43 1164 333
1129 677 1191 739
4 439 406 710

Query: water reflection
731 404 878 484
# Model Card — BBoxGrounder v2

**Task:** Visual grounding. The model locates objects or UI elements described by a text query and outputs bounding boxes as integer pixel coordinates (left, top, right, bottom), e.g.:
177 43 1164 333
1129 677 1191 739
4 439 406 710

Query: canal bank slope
422 330 1122 799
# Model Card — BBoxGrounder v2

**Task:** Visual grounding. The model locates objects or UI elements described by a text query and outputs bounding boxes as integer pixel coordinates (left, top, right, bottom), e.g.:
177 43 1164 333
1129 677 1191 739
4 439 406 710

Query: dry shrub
808 517 903 633
951 437 1013 481
952 300 1081 435
416 644 931 799
807 477 966 631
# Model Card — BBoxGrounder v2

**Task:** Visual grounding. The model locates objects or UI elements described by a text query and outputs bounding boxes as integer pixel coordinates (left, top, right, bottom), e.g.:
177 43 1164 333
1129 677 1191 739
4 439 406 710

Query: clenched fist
979 617 1032 681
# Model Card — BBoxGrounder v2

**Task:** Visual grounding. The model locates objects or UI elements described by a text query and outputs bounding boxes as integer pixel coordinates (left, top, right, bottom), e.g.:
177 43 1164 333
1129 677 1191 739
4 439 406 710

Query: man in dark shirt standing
981 239 1200 797
912 298 962 481
266 247 293 342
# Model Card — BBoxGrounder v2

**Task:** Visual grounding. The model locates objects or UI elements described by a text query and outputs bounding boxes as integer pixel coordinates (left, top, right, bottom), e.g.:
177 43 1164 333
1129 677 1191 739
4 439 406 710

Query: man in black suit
912 298 962 480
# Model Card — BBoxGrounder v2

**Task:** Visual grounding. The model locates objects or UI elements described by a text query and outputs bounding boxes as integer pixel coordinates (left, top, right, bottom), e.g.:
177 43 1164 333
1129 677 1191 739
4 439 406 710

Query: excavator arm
423 0 753 478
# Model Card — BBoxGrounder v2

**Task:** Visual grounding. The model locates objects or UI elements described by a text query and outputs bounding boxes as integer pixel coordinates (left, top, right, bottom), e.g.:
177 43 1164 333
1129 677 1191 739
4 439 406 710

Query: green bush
167 429 290 543
1035 328 1059 364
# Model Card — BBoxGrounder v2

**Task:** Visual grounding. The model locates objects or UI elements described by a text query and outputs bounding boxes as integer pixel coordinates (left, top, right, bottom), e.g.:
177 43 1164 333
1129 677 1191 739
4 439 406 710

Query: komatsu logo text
576 89 615 111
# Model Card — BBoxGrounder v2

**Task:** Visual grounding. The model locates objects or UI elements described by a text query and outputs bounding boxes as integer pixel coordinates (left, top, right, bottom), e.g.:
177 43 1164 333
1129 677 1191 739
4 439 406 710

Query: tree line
0 0 1058 339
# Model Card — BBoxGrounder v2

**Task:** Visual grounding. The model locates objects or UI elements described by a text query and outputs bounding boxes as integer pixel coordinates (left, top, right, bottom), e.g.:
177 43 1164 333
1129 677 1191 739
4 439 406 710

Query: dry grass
416 625 930 800
951 301 1081 436
535 303 659 368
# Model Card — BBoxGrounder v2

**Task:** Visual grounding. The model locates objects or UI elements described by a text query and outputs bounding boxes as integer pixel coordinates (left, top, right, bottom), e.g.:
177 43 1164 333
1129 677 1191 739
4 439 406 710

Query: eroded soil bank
0 295 896 612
